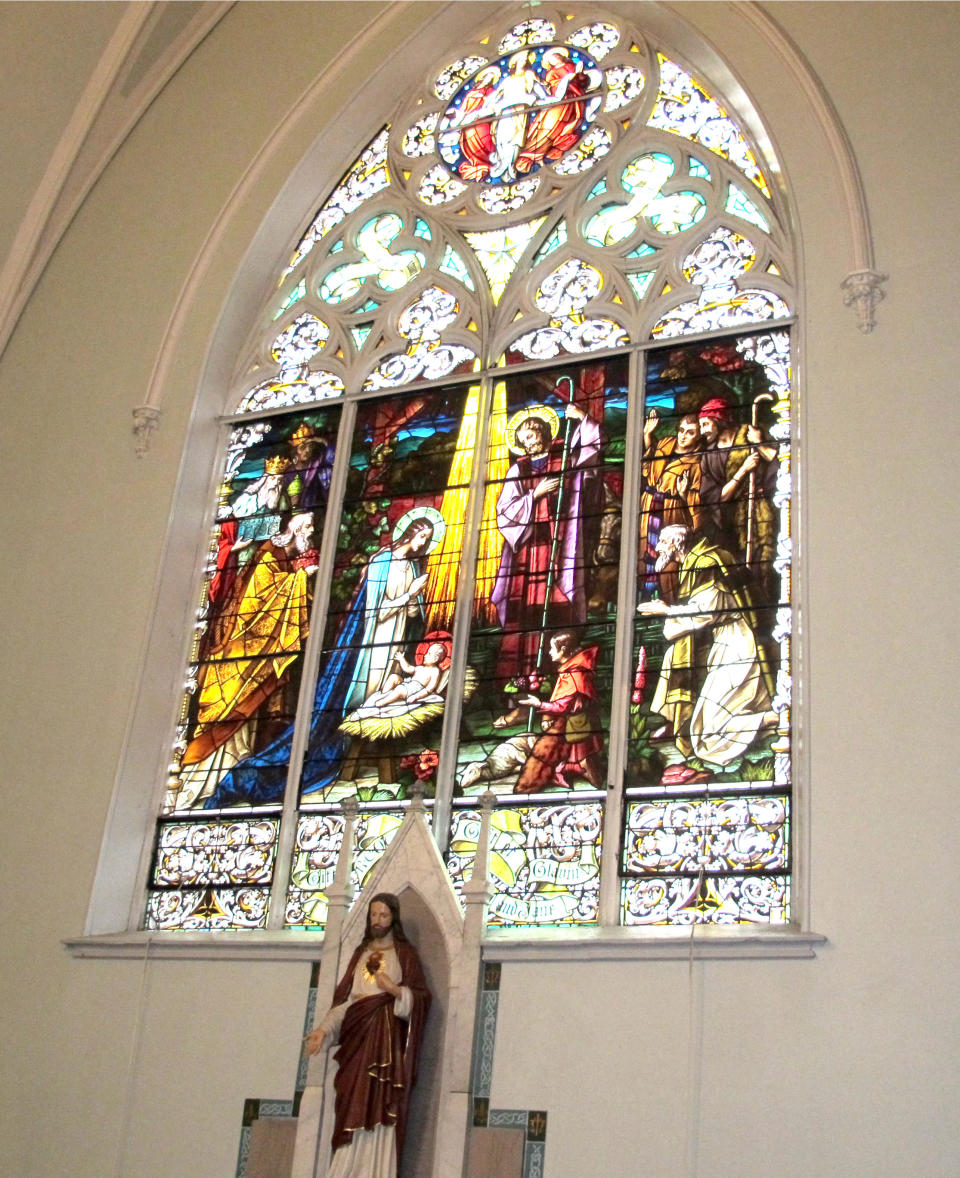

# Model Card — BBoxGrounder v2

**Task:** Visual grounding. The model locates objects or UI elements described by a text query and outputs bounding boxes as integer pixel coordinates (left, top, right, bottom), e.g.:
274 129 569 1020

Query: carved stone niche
291 792 495 1178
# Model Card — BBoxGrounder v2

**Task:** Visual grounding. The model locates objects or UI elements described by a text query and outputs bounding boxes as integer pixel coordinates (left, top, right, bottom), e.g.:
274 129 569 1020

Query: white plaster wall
0 4 957 1177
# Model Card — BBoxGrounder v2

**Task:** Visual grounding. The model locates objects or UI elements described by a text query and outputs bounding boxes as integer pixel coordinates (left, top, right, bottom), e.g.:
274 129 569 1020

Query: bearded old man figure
305 894 431 1178
638 525 777 780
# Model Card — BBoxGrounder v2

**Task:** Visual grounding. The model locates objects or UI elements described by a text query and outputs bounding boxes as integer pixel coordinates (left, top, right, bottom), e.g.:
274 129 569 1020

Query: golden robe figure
175 513 318 807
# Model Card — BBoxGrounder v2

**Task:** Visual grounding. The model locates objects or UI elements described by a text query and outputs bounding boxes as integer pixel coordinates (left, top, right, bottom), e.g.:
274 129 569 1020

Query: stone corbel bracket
132 405 162 457
841 268 888 334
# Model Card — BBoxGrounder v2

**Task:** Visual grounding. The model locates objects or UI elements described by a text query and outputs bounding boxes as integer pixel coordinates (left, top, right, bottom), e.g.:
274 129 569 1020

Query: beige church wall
0 4 957 1177
0 2 123 269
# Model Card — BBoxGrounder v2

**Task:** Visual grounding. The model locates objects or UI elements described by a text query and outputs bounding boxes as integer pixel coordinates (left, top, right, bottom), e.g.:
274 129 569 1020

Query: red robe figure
519 48 593 172
305 893 431 1178
455 66 499 181
515 632 604 791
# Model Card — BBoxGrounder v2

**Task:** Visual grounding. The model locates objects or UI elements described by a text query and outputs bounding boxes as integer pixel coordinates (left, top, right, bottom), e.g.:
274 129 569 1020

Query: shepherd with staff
697 394 779 597
490 376 602 729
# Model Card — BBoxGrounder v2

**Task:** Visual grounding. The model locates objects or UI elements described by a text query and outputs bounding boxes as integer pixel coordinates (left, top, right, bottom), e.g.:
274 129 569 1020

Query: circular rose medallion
436 45 604 186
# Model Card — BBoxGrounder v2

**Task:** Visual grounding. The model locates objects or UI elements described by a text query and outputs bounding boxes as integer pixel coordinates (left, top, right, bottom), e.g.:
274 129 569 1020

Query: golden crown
264 454 292 474
290 423 314 444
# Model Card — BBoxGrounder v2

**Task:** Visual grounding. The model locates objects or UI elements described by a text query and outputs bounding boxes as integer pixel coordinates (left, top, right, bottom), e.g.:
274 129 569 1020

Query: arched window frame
78 3 833 959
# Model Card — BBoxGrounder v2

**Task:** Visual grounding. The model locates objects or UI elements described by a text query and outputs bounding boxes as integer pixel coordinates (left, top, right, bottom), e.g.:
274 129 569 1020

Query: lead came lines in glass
150 9 796 932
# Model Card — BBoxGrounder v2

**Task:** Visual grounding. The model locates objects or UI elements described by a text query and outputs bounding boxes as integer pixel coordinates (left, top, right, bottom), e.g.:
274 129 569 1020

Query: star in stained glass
462 217 547 304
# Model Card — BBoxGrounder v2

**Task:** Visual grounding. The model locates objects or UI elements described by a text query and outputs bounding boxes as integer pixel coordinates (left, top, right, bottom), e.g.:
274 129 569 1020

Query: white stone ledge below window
64 926 825 963
63 931 328 961
482 925 826 961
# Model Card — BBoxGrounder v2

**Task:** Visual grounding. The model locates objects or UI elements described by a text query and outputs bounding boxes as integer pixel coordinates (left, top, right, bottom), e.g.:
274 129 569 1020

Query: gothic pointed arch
137 6 797 936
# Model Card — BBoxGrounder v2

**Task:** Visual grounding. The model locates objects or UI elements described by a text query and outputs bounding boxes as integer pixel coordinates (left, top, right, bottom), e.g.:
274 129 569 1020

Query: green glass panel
726 184 770 233
627 272 656 301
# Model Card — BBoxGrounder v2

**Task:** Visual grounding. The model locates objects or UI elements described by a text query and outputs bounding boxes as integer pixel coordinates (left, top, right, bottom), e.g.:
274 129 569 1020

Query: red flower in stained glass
415 750 440 780
699 343 744 371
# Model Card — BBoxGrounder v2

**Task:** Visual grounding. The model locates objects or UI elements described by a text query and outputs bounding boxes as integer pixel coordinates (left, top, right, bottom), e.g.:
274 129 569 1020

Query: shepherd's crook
528 379 576 731
745 392 775 566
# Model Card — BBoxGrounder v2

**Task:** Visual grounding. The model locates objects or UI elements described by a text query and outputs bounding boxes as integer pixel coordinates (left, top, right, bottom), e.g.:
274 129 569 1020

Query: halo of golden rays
504 404 560 455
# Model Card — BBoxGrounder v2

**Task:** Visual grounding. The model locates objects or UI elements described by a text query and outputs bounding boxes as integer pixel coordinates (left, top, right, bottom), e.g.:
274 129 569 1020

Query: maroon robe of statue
329 940 431 1161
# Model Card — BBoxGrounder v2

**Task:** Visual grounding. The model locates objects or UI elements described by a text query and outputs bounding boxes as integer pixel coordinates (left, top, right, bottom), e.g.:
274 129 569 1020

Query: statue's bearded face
368 900 394 939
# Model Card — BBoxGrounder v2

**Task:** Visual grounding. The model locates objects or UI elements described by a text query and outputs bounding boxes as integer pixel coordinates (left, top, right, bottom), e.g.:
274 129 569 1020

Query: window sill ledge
482 925 826 961
64 925 825 963
63 931 328 961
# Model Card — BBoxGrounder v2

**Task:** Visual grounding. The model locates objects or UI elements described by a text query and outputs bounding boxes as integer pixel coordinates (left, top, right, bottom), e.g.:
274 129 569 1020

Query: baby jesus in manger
363 640 448 711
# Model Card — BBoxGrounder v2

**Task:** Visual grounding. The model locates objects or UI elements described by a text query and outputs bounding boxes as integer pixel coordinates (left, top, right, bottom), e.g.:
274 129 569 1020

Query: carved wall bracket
841 268 888 333
132 405 162 457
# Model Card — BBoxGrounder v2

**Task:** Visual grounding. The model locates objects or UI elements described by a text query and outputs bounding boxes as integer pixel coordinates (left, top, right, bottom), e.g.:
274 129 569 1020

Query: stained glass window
147 11 796 933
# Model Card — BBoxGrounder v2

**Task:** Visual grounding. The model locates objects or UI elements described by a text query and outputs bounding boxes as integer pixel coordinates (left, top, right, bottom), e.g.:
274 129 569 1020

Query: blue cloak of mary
203 545 424 808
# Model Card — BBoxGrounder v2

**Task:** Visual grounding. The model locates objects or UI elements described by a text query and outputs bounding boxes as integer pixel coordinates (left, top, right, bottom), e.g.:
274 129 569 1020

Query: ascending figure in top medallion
455 66 500 181
446 51 551 183
442 46 601 184
520 48 595 170
487 51 552 181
